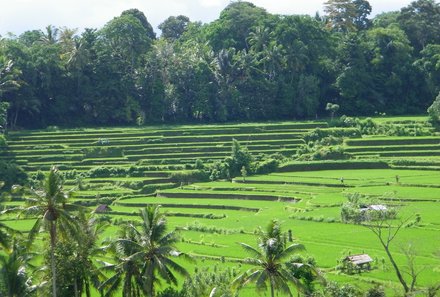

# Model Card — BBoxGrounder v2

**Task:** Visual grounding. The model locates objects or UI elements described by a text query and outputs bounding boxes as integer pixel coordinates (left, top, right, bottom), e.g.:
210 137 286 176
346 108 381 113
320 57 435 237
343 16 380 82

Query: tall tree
17 167 79 297
415 44 440 96
365 213 416 295
398 0 440 52
206 1 269 51
0 55 21 130
233 220 315 297
159 15 190 41
0 241 35 297
52 212 108 297
39 25 59 45
101 206 189 297
121 9 156 40
324 0 372 32
0 57 21 100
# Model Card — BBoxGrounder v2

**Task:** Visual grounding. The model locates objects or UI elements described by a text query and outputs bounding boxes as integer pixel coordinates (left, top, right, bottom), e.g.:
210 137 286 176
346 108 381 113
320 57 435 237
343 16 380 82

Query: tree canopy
0 0 439 129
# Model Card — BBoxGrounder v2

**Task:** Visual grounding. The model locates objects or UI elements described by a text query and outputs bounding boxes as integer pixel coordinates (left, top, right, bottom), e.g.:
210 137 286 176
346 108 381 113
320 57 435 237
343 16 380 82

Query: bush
228 139 252 177
365 286 386 297
279 160 389 172
303 128 361 143
428 92 440 124
312 281 361 297
254 158 279 174
208 160 230 181
194 159 204 170
0 161 28 190
169 170 210 184
298 145 351 161
82 147 123 158
139 183 176 194
0 135 6 147
87 166 128 178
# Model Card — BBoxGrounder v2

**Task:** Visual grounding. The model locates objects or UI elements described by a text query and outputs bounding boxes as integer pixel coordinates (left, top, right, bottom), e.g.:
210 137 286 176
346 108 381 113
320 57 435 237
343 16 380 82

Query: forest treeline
1 0 440 129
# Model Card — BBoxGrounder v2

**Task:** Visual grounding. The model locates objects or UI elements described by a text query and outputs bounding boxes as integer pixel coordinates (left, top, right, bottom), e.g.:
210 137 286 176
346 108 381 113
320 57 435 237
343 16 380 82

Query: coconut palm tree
72 212 109 297
234 220 316 297
0 197 15 251
0 57 21 97
18 166 79 297
100 205 190 297
0 240 36 297
100 225 147 297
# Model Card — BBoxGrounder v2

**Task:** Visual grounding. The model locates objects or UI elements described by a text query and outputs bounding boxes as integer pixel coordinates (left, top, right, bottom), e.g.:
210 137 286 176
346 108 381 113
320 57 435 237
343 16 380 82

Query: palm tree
100 225 147 297
39 25 59 45
0 57 21 132
72 212 109 297
234 220 316 297
101 205 190 297
19 166 79 297
0 57 21 98
0 240 36 297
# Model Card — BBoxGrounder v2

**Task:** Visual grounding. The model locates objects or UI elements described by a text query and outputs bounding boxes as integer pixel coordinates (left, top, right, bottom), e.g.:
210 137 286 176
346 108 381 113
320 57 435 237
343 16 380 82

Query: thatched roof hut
344 254 373 266
94 204 112 213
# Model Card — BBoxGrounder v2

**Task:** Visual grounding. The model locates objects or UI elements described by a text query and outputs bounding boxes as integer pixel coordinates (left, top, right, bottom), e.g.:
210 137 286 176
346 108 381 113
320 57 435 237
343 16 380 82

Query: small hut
343 254 373 273
94 204 112 213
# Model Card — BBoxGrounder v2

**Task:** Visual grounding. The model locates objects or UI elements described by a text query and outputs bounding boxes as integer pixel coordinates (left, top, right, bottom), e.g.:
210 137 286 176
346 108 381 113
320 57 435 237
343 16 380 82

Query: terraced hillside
2 118 440 295
4 122 322 170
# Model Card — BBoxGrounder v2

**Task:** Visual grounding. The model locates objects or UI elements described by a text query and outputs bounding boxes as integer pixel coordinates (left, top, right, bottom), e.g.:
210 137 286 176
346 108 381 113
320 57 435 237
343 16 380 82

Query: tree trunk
74 279 79 297
86 281 91 297
270 278 275 297
13 108 19 130
50 221 57 297
382 242 409 293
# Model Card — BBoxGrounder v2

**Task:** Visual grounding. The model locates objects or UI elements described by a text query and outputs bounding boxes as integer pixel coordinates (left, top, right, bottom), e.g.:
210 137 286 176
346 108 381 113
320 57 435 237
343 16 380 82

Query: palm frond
239 242 263 259
27 217 42 247
161 256 190 277
276 243 305 261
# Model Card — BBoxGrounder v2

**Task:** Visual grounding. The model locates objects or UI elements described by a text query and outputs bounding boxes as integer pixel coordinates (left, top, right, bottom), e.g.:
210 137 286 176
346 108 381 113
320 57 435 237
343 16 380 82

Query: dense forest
1 0 440 129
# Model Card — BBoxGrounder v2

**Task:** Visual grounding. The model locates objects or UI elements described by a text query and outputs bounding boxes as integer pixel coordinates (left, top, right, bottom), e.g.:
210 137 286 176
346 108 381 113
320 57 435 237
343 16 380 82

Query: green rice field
1 117 440 295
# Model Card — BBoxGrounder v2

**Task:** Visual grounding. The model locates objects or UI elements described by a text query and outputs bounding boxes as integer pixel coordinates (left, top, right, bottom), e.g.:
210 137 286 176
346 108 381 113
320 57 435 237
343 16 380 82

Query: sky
0 0 414 36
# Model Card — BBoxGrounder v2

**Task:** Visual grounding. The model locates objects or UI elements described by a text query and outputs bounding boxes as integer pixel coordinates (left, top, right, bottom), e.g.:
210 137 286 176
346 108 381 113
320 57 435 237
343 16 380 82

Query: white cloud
198 0 228 8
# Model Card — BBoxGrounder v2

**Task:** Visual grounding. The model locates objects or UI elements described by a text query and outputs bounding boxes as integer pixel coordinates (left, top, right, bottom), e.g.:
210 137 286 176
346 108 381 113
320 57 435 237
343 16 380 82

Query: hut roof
368 204 387 211
94 204 112 213
344 254 373 265
360 204 388 212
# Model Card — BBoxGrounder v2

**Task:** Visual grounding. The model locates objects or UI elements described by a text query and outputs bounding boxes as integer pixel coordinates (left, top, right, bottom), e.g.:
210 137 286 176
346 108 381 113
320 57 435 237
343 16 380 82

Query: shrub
87 166 128 178
428 92 440 124
228 139 252 177
194 159 204 170
254 158 279 174
279 160 389 172
365 286 386 297
312 281 361 297
139 183 176 194
46 125 59 131
169 170 209 184
209 161 230 181
82 147 123 158
303 128 361 143
0 161 28 190
0 135 6 147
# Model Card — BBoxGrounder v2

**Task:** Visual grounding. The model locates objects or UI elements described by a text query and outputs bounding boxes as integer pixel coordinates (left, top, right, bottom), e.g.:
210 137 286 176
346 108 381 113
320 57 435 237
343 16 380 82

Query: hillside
1 117 440 295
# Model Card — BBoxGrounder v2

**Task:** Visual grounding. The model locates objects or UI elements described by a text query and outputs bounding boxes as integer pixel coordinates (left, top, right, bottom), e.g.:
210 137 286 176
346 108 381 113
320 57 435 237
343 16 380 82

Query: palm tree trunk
74 279 79 297
270 279 275 297
149 276 155 297
50 221 57 297
86 281 91 297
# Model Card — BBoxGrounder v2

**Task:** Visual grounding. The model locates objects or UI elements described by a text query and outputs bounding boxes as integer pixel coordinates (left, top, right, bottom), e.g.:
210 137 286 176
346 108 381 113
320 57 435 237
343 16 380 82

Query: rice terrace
2 0 440 296
1 116 440 296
